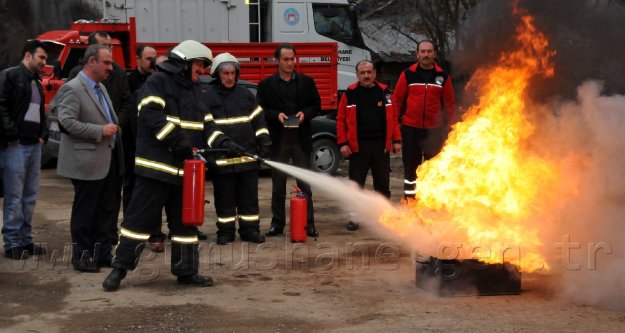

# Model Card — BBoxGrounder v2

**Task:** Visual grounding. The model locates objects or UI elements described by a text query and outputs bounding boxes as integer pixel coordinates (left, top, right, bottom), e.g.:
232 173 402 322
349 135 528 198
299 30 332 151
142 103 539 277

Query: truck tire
311 138 340 175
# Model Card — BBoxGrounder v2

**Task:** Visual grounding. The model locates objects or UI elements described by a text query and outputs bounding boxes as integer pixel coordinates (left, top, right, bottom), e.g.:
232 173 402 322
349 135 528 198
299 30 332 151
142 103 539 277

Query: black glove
171 140 193 159
259 143 271 158
223 140 246 154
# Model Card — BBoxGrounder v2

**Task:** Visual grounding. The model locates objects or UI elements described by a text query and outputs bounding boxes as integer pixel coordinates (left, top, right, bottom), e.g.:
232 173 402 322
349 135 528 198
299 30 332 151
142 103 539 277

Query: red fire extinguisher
182 153 205 226
290 185 307 243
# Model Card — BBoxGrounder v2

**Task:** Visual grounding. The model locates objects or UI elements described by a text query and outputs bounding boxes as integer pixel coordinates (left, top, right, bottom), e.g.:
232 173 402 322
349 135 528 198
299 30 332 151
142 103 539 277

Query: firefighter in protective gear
103 40 232 291
201 52 271 245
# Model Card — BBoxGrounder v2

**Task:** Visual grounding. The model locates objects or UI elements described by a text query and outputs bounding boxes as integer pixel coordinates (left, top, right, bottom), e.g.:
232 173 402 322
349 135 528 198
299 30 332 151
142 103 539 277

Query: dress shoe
103 268 127 292
177 273 213 287
264 226 284 237
150 241 165 253
197 230 208 241
306 226 319 238
73 259 100 273
346 221 360 231
23 243 47 255
4 246 29 260
216 234 235 245
240 232 265 244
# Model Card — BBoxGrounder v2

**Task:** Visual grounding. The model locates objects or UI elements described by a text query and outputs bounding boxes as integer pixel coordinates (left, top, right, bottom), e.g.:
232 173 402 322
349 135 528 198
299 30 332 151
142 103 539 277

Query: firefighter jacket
0 64 48 147
202 82 271 174
134 70 228 185
392 62 456 129
336 81 400 153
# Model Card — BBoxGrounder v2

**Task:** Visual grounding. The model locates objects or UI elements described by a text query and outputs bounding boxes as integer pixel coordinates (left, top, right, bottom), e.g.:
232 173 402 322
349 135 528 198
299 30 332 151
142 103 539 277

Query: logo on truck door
283 8 300 26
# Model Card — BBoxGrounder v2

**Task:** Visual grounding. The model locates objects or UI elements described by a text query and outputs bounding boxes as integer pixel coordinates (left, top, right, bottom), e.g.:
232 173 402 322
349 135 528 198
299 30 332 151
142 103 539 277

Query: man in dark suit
52 44 124 272
257 44 321 238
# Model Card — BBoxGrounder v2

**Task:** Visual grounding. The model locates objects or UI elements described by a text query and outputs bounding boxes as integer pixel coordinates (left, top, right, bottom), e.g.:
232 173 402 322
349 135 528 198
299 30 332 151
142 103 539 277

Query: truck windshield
312 4 363 47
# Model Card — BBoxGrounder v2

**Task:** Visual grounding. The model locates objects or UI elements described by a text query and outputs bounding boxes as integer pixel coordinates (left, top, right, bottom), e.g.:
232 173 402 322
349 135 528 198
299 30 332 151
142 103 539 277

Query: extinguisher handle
290 184 303 195
192 149 207 162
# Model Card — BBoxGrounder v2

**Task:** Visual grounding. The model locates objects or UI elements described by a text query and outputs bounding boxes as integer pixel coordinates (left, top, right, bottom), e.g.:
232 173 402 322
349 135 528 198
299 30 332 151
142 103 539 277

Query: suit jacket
257 72 320 152
51 73 124 180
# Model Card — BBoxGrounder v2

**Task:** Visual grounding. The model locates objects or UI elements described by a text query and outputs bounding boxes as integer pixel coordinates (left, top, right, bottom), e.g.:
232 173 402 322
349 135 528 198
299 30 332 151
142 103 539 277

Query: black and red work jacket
336 81 401 153
392 62 456 129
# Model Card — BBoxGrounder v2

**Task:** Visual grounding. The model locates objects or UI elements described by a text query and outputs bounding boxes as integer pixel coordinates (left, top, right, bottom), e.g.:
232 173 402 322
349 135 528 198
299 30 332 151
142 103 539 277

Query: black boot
177 273 213 287
103 268 127 292
216 221 236 245
239 221 265 243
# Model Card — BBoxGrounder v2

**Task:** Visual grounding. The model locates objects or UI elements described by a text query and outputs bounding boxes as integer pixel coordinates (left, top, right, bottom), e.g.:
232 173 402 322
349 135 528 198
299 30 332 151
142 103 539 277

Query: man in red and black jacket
392 40 456 199
337 60 401 230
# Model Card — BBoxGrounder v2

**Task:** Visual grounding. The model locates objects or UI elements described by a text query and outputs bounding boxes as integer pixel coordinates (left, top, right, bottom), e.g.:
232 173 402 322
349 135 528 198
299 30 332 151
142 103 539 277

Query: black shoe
73 259 100 273
103 268 127 292
216 234 235 245
264 226 284 237
177 273 213 287
4 246 29 260
23 243 47 255
306 226 319 238
197 230 208 241
346 221 360 231
240 232 265 244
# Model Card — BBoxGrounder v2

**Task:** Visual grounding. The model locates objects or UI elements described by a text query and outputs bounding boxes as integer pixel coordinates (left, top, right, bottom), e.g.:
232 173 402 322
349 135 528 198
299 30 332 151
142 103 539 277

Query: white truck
89 0 371 91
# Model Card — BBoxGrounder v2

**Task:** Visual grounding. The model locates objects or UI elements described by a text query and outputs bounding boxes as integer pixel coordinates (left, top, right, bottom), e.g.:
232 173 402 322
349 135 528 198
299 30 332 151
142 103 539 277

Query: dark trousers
270 131 314 228
113 176 199 276
400 125 445 199
348 138 391 198
213 170 260 238
70 151 121 265
123 171 168 243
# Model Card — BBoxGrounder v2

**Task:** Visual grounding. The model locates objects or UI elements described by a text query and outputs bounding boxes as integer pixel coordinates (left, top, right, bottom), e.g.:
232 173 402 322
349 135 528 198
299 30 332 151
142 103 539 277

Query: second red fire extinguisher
182 153 205 226
290 185 308 243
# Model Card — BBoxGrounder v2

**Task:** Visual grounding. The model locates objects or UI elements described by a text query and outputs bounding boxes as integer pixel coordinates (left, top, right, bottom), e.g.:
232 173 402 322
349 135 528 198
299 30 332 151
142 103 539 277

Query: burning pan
415 256 521 296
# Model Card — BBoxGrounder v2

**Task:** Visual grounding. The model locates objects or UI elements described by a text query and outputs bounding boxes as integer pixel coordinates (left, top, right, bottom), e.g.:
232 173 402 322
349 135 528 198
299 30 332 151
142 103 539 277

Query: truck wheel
311 138 340 175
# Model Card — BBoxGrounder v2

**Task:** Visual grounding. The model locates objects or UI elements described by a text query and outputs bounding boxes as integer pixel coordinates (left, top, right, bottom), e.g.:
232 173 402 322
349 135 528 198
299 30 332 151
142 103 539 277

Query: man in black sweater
257 44 321 238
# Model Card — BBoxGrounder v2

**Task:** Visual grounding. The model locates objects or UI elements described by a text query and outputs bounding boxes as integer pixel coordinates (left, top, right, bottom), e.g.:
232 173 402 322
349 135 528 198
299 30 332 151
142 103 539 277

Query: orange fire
381 5 557 272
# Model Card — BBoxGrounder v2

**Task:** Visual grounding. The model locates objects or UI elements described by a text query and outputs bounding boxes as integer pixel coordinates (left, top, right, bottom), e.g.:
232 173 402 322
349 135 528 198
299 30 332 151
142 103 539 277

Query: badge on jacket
435 76 444 85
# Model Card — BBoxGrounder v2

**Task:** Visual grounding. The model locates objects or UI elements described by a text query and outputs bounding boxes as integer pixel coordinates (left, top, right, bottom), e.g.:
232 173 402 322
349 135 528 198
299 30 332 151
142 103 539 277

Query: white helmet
169 40 213 67
210 52 239 76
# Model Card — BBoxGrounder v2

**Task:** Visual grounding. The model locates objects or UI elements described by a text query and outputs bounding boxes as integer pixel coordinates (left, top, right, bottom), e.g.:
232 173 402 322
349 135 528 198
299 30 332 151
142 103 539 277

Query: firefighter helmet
210 52 239 77
169 40 213 67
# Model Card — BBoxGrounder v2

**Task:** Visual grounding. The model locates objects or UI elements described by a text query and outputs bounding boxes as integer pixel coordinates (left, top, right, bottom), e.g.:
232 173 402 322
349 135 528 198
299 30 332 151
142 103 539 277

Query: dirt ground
1 157 624 333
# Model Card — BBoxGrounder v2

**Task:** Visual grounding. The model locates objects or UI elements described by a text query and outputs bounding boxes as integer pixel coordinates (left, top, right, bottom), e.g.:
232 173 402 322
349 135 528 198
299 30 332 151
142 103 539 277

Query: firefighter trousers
112 176 200 276
212 170 261 238
400 125 445 199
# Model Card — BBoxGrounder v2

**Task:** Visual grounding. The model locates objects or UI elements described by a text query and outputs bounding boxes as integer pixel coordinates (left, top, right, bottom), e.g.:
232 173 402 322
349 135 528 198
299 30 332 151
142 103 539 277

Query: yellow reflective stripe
171 236 199 244
135 157 184 176
217 216 236 223
239 215 259 221
255 128 269 136
207 131 224 147
204 114 214 122
137 96 166 112
214 116 250 125
120 227 150 241
215 156 256 166
156 122 176 140
180 121 204 130
249 106 263 120
166 116 181 124
165 116 203 130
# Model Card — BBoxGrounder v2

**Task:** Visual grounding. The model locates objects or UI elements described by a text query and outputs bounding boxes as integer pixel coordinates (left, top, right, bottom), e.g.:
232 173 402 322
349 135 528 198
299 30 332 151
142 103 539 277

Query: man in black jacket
0 40 49 260
257 44 321 238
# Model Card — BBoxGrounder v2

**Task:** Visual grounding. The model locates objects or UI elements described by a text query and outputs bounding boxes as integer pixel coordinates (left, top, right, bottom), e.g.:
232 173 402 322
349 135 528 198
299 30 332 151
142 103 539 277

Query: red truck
37 18 342 173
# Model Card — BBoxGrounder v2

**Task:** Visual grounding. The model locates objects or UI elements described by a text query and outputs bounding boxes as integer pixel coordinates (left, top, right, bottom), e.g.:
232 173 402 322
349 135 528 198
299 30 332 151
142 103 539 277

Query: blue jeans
1 143 41 250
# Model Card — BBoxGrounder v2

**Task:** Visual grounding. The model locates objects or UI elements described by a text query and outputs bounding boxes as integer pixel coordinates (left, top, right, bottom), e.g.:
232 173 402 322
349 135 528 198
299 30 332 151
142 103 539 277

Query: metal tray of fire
415 256 521 296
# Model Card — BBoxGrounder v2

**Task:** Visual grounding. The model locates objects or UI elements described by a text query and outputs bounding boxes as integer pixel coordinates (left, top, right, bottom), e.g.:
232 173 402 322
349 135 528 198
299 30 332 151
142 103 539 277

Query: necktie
94 84 116 148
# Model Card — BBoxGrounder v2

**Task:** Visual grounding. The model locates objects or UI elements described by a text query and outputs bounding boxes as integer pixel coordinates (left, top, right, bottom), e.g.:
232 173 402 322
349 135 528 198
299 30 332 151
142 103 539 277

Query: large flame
381 5 557 272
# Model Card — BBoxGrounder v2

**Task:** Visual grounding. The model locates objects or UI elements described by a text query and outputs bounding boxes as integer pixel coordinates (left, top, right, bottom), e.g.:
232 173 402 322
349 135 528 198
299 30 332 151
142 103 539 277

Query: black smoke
451 0 625 104
0 0 99 69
